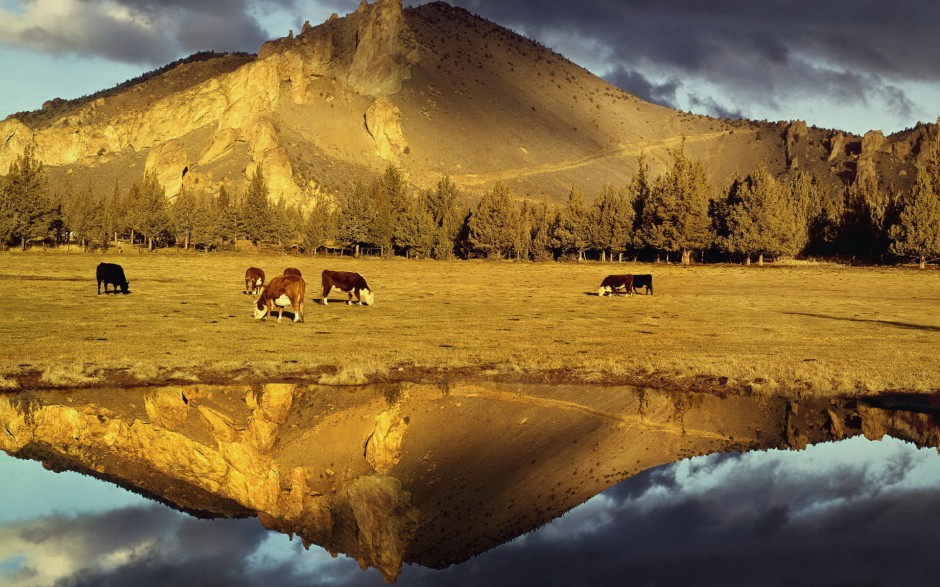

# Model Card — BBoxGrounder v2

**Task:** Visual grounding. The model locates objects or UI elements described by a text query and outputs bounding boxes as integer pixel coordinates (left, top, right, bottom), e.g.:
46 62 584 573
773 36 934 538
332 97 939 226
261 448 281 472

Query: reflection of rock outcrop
3 383 940 582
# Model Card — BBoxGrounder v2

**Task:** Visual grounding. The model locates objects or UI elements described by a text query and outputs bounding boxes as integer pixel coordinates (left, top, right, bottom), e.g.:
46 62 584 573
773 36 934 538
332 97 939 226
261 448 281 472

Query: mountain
0 0 933 206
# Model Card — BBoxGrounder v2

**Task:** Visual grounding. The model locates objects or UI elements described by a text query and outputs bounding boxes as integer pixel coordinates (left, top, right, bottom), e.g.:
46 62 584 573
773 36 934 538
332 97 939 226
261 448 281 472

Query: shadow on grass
782 311 940 333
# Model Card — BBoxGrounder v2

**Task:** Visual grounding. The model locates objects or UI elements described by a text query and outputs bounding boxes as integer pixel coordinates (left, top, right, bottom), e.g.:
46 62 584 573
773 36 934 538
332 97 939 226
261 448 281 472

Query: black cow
632 274 653 295
96 262 129 294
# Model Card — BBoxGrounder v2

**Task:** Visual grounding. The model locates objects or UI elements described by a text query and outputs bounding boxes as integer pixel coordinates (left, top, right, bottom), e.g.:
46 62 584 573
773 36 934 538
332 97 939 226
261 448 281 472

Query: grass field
0 250 938 396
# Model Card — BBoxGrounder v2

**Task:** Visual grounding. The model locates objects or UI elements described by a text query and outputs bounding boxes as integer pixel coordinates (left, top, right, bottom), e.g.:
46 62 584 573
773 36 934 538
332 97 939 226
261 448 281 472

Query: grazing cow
597 274 634 297
321 270 374 305
254 274 305 322
244 267 265 295
283 267 302 278
632 274 653 295
96 262 129 294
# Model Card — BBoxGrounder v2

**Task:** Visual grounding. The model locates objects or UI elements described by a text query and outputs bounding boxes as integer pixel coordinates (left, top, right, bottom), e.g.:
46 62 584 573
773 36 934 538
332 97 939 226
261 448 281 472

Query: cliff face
0 0 931 207
2 381 936 582
0 0 418 207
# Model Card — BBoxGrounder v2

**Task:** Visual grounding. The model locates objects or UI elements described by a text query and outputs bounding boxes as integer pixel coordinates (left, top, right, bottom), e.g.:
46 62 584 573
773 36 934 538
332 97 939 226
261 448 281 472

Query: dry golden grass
0 250 938 396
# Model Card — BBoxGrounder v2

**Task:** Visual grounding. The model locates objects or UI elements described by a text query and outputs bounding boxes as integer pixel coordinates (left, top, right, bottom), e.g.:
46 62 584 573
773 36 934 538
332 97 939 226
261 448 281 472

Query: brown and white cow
321 270 374 305
254 274 306 322
244 267 265 295
283 267 302 278
598 274 634 297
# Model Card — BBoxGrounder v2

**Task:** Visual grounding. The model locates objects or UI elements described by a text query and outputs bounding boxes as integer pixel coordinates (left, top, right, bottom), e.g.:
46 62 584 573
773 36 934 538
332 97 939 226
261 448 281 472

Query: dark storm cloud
432 0 940 127
602 66 679 108
0 0 289 64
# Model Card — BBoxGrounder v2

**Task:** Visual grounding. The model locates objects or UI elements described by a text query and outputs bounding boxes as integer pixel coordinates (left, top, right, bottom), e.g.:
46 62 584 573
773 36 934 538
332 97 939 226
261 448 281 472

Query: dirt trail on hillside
451 129 748 187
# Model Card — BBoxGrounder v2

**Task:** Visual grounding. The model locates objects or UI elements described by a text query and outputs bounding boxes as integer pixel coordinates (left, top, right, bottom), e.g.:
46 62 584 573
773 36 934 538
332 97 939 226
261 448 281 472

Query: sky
4 435 940 586
1 0 939 135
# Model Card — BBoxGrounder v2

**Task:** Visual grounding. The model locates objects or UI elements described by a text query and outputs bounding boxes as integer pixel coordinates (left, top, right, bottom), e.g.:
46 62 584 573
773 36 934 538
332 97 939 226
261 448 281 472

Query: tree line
2 135 940 267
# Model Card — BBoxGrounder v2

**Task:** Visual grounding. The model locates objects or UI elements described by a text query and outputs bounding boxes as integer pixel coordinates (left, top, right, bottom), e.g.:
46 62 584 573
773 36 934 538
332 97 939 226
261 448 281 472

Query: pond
2 382 940 585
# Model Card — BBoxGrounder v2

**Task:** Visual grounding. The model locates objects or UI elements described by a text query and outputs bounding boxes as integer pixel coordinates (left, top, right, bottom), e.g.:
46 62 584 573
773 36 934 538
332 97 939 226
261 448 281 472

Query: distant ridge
0 0 932 205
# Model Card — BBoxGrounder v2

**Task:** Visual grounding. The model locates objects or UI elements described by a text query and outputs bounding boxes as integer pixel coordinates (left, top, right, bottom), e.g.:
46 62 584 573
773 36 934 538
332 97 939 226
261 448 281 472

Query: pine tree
468 182 519 259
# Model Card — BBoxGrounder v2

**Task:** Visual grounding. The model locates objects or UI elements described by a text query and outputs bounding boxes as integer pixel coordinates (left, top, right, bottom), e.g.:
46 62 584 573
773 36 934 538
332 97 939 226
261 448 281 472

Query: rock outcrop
0 0 417 206
365 97 408 162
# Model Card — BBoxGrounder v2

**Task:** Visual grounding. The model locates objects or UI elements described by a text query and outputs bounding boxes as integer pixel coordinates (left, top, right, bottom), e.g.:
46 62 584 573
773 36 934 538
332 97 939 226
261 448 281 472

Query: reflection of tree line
2 136 939 266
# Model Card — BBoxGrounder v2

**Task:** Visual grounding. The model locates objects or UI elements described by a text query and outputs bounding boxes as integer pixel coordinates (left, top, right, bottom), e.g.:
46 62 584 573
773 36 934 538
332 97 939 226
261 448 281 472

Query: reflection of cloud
0 506 340 587
2 437 940 586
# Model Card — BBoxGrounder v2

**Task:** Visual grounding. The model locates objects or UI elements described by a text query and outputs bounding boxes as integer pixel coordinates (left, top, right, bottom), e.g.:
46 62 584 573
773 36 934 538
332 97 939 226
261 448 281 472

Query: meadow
0 251 938 397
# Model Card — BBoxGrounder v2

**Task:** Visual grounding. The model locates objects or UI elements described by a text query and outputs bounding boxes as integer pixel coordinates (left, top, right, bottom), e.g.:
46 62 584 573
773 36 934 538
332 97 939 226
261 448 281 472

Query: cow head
360 288 375 305
253 300 269 320
120 281 130 294
597 286 611 297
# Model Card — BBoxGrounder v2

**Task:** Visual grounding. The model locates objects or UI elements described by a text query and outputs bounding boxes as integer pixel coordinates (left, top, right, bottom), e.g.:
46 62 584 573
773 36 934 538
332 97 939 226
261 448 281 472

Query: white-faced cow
632 274 653 295
321 270 374 305
244 267 265 295
96 262 129 294
597 274 634 297
283 267 302 278
254 274 305 322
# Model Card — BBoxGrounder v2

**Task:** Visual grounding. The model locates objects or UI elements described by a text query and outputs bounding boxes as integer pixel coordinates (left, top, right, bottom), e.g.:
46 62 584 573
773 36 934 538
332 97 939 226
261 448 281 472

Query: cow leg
98 281 102 295
347 290 355 305
322 285 332 305
294 298 303 322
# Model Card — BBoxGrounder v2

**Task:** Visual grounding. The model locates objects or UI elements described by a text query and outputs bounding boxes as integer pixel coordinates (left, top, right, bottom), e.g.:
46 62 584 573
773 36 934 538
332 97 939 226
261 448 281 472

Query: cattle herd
96 262 652 323
242 267 376 323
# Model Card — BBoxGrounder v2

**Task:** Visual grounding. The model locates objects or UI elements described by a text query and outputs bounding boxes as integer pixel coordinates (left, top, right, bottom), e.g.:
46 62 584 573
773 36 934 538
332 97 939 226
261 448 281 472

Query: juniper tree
303 197 336 255
553 187 591 260
376 164 408 256
468 182 519 259
338 181 377 257
640 146 713 264
1 146 53 250
425 176 464 259
240 166 272 245
589 184 633 262
889 159 940 268
888 123 940 268
134 170 171 250
171 186 198 250
716 167 805 264
396 195 437 259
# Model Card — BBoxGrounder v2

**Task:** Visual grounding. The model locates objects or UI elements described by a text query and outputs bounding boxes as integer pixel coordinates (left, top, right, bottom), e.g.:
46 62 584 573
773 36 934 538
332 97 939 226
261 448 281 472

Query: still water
3 382 940 586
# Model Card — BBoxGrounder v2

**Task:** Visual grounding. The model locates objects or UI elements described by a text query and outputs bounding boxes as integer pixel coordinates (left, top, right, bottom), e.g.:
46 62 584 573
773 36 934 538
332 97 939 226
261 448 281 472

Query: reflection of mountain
0 0 933 206
1 383 937 582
